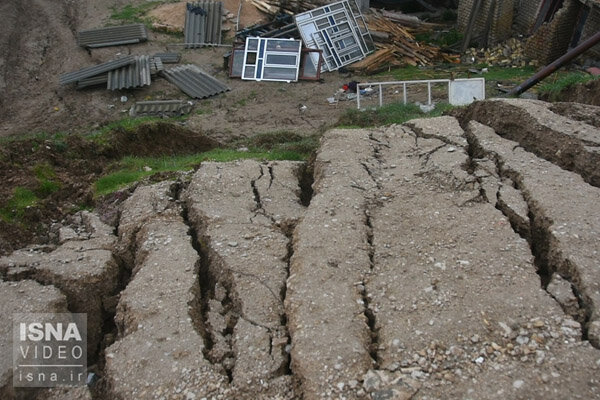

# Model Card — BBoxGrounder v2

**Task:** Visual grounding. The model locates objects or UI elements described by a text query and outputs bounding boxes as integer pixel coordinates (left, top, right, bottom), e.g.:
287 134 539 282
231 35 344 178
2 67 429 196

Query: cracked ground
2 98 600 399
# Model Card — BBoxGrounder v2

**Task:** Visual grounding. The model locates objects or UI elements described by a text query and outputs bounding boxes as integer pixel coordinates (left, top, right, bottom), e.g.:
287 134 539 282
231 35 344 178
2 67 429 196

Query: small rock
516 335 529 345
227 241 238 247
513 379 524 389
363 370 382 392
470 334 480 343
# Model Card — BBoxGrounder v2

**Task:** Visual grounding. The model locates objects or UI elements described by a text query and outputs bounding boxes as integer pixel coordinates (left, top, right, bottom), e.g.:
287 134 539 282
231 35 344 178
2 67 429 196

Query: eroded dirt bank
1 98 600 399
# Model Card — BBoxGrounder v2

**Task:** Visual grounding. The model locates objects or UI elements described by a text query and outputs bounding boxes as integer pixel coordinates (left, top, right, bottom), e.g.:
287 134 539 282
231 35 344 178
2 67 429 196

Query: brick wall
580 6 600 57
524 0 583 64
457 0 515 46
513 0 543 33
490 0 515 44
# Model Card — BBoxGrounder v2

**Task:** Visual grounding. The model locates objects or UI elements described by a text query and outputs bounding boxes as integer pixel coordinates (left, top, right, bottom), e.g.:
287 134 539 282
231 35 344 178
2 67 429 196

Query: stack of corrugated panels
60 56 136 85
162 64 230 99
130 100 194 117
76 73 109 89
184 1 223 48
108 55 152 90
77 24 149 48
153 53 181 63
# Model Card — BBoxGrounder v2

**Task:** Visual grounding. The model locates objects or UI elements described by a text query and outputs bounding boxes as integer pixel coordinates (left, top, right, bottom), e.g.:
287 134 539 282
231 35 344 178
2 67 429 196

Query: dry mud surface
2 98 600 399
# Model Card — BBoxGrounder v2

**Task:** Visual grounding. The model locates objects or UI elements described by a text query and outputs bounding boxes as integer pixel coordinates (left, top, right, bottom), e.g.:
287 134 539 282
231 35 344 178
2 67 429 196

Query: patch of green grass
0 187 38 222
337 102 454 128
110 2 161 24
378 64 537 83
479 65 536 81
32 163 62 197
537 71 599 101
94 145 313 196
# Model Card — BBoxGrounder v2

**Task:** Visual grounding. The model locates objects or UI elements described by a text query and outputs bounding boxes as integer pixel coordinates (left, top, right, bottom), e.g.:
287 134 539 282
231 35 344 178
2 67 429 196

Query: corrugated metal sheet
153 52 181 63
150 57 164 75
107 56 151 90
76 73 108 89
130 100 194 117
59 56 136 85
77 24 148 48
184 1 223 48
162 64 229 99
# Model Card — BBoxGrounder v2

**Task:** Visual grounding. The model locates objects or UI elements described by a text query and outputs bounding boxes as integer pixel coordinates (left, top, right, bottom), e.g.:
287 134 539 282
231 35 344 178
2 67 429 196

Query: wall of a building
513 0 543 33
457 0 515 47
524 0 582 64
580 5 600 57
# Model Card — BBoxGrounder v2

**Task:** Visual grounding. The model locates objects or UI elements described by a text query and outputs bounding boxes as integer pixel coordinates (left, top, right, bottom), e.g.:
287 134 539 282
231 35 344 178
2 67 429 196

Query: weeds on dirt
337 102 454 128
33 163 62 197
537 72 600 102
109 2 160 25
0 188 38 222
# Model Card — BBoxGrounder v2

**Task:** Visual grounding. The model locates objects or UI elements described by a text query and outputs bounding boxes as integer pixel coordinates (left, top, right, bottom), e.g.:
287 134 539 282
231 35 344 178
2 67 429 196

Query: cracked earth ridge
1 99 600 400
184 160 306 399
359 116 600 399
285 129 380 399
457 98 600 187
464 119 600 348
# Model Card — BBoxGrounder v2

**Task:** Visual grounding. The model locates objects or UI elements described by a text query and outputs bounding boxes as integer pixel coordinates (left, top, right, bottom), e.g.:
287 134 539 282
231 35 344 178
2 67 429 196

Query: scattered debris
239 37 302 82
162 64 230 98
77 24 148 48
463 37 536 67
348 14 457 74
129 100 194 117
184 1 224 48
235 13 297 40
108 55 152 90
59 56 137 85
294 0 375 72
152 52 182 64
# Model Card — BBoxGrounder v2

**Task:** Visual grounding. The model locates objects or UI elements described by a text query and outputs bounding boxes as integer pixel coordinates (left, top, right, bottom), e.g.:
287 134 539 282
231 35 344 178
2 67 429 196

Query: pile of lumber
348 14 459 74
250 0 320 16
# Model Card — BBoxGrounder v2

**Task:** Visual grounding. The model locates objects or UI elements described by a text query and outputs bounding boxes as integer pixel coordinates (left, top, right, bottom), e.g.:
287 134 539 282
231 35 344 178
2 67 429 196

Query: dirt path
2 98 600 399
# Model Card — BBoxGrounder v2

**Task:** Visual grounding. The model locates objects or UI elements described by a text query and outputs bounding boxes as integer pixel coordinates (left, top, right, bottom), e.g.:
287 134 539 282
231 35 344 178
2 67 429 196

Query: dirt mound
0 122 218 255
104 121 219 157
539 78 600 105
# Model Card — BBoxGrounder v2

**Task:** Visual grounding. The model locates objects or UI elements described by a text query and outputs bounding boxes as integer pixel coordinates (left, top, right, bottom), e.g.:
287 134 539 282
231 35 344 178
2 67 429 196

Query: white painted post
427 81 432 105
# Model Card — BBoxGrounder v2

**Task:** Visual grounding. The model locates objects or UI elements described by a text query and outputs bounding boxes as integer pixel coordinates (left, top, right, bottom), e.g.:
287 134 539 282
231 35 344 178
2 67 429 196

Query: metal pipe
508 30 600 96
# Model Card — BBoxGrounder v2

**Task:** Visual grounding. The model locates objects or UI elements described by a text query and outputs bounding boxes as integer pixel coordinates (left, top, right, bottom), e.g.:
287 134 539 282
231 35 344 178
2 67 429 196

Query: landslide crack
464 126 593 344
251 165 265 212
363 207 379 367
181 202 238 382
297 161 314 207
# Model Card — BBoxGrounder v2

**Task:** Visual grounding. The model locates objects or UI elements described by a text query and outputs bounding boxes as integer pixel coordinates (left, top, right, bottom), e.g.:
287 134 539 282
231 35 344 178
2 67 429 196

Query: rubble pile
348 14 458 74
462 37 538 68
